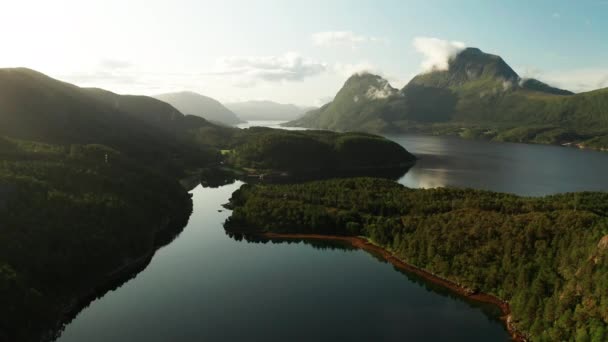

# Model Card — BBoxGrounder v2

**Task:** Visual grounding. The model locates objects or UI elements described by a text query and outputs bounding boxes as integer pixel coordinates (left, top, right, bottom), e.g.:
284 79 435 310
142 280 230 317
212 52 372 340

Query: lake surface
57 122 608 341
390 134 608 196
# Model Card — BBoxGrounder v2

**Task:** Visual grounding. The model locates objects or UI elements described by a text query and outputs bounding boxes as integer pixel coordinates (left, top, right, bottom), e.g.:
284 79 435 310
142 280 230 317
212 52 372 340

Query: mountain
0 68 229 341
286 47 608 150
154 91 243 126
0 68 227 172
225 100 316 121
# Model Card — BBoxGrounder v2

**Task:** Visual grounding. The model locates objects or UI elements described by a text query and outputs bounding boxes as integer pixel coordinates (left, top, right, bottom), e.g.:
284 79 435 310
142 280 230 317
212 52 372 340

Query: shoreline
258 232 527 342
282 123 608 154
45 197 193 342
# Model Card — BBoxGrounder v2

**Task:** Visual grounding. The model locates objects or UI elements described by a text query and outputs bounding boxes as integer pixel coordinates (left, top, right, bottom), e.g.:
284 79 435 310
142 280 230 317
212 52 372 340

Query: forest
225 127 416 175
0 126 417 341
0 137 194 341
226 178 608 341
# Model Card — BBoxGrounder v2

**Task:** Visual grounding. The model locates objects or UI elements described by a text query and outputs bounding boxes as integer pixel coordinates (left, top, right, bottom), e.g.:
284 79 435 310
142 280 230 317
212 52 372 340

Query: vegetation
226 178 608 341
0 138 193 341
286 48 608 151
226 127 416 177
0 67 420 340
0 68 225 175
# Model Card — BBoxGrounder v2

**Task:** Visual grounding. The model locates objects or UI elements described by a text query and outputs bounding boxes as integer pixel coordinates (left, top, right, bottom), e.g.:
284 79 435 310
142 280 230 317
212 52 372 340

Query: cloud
64 70 136 85
518 66 608 92
333 61 379 77
315 96 334 107
60 58 138 90
413 37 466 72
99 59 132 70
366 77 397 100
312 31 387 48
211 52 327 86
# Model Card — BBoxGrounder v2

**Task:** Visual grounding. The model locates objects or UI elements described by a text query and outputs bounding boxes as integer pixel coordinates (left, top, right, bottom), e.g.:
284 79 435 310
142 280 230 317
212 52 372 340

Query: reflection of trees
200 168 237 188
224 230 504 324
224 232 357 252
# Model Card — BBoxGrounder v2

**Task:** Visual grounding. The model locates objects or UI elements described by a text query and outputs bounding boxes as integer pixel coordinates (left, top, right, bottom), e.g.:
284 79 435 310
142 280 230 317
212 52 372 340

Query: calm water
57 122 608 341
391 134 608 196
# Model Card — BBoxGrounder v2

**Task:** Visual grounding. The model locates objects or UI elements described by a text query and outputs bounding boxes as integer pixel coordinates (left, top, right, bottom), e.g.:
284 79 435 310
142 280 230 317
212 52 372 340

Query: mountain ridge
286 47 608 150
225 100 315 121
154 91 243 126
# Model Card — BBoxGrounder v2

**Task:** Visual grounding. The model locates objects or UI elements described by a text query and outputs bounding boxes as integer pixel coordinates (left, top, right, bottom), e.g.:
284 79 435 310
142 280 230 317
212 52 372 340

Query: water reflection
58 182 510 342
387 134 608 196
226 234 506 330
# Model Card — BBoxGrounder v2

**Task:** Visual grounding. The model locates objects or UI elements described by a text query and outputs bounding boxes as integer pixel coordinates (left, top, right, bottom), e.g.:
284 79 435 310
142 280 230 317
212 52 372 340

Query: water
57 183 509 342
237 120 305 130
57 122 608 341
391 134 608 196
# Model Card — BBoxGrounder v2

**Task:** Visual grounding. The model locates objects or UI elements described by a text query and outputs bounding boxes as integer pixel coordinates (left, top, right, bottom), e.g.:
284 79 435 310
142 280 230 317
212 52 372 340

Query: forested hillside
226 127 416 178
226 178 608 341
0 68 233 341
0 138 194 341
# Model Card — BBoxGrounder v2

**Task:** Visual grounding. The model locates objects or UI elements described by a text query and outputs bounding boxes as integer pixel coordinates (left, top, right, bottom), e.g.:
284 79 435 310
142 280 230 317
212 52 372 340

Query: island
225 178 608 341
224 127 416 181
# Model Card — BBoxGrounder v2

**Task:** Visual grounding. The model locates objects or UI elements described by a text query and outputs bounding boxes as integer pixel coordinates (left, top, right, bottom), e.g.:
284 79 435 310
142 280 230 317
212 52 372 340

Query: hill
0 68 224 172
286 48 608 150
225 100 315 121
0 68 234 341
155 91 243 126
227 127 415 179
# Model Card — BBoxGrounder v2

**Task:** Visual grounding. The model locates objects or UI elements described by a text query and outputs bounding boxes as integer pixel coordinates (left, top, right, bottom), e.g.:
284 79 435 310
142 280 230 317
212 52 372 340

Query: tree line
226 178 608 341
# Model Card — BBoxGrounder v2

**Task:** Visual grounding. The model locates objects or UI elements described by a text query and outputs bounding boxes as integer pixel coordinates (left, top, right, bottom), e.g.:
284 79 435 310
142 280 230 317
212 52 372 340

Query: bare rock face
598 235 608 251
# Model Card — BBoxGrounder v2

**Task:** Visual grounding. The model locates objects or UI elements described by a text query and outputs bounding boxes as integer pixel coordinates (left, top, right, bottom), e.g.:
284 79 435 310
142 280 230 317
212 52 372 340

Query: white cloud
99 59 132 70
333 62 379 77
518 67 608 93
312 31 387 48
413 37 466 72
366 85 393 100
315 96 334 107
211 52 327 86
60 58 139 91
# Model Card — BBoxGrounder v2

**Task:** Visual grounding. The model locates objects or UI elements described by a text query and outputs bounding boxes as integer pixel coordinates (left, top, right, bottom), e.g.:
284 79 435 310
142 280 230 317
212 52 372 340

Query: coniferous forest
226 178 608 341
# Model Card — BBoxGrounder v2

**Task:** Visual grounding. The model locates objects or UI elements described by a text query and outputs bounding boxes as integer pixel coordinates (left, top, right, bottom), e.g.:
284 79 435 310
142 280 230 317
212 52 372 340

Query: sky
1 0 607 106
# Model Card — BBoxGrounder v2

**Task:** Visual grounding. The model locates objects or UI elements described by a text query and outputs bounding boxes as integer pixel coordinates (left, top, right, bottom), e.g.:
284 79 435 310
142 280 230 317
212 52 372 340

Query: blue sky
1 0 607 105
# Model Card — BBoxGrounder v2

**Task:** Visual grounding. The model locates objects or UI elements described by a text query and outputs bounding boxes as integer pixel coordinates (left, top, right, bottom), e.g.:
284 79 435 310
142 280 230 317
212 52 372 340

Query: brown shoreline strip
259 232 527 342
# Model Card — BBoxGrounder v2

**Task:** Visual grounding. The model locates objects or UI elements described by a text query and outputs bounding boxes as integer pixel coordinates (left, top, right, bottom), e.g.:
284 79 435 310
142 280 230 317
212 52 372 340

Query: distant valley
154 91 244 126
226 100 316 121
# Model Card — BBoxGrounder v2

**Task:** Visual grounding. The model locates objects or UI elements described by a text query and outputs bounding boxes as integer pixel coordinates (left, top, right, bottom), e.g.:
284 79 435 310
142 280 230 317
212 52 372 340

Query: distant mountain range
287 47 608 150
154 91 243 126
225 100 316 121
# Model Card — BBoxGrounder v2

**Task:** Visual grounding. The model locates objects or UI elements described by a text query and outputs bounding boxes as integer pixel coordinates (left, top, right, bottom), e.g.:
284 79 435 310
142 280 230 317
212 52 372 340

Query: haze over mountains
287 47 608 150
154 91 243 126
225 100 316 121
